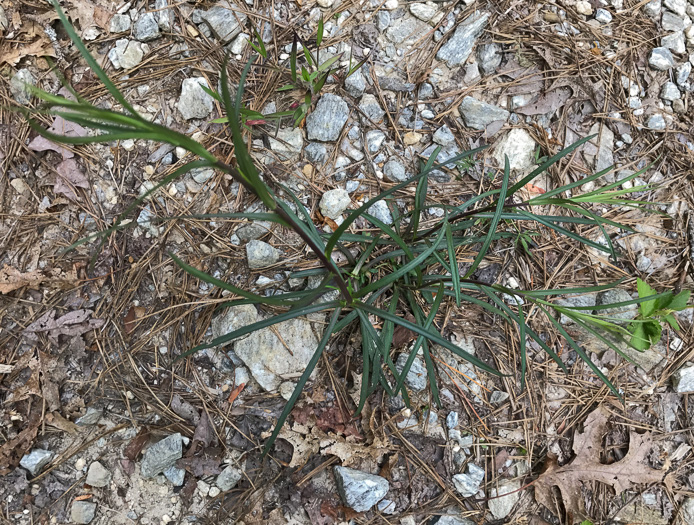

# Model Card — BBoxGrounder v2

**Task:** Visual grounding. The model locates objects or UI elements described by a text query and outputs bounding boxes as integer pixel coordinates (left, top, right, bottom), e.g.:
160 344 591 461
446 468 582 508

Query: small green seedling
629 279 691 350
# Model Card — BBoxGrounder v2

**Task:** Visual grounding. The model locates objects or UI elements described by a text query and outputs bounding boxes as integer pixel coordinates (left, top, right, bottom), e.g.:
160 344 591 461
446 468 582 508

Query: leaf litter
533 407 669 523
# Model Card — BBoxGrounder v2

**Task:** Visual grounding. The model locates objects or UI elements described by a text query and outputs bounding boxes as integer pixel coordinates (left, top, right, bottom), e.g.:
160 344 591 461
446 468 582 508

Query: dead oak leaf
28 115 87 160
0 264 45 294
533 407 667 523
54 158 89 200
0 37 56 66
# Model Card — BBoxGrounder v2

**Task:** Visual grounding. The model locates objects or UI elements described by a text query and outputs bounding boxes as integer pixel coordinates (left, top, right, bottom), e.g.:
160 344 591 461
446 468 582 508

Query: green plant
207 16 366 128
628 279 690 350
19 1 689 455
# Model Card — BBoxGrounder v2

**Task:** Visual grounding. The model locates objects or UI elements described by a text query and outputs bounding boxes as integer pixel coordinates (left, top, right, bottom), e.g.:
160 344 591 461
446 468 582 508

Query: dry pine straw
1 0 693 522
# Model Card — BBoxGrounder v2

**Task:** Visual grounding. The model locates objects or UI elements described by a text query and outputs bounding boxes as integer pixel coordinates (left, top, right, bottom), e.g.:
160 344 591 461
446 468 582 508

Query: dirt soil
1 0 694 524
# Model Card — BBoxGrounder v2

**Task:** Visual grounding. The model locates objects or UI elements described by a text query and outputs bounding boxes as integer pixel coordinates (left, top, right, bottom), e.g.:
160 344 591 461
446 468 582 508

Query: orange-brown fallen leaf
533 407 668 523
0 265 45 294
227 382 246 405
74 494 93 501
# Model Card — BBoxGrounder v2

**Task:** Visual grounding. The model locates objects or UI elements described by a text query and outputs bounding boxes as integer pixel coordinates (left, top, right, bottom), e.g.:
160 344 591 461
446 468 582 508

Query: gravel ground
1 0 694 523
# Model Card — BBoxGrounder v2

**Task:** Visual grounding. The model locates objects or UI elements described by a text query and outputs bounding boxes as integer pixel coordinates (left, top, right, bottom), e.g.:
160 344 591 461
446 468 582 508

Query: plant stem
213 161 353 304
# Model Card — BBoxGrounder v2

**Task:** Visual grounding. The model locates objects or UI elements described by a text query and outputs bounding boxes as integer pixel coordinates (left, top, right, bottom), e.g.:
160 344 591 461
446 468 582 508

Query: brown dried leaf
45 412 79 435
0 409 41 475
28 116 87 160
0 37 56 66
53 159 89 200
176 451 223 477
533 407 668 523
124 430 151 461
191 412 216 451
24 309 105 344
514 87 573 116
0 265 45 294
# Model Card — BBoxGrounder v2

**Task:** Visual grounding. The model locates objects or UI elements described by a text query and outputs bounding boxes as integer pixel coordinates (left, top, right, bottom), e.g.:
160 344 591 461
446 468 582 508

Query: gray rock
649 47 675 70
419 143 461 182
410 2 438 22
246 240 280 269
673 364 694 392
268 127 304 160
320 189 351 219
108 39 145 70
234 315 324 391
86 461 111 487
334 466 389 512
676 62 692 85
590 123 615 175
661 81 681 101
459 96 509 131
386 16 420 44
383 158 408 182
490 390 509 404
664 0 687 16
76 407 103 426
216 465 243 491
452 463 485 497
20 449 54 476
367 199 393 225
377 11 391 31
378 76 416 92
140 433 183 478
662 31 686 53
305 142 328 164
228 33 250 54
163 465 186 486
10 69 35 105
595 8 613 23
365 130 386 153
71 501 97 524
236 221 270 242
133 12 160 41
682 497 694 524
110 14 131 33
477 43 502 75
345 68 367 97
395 353 428 391
435 517 475 525
212 304 257 343
177 77 214 120
436 11 490 67
493 128 536 172
644 0 662 17
359 93 385 123
377 499 396 514
155 0 173 31
191 167 215 184
488 479 521 519
433 125 455 146
307 94 349 141
200 6 247 43
661 10 686 31
446 411 459 429
647 114 667 130
595 289 637 320
419 82 434 100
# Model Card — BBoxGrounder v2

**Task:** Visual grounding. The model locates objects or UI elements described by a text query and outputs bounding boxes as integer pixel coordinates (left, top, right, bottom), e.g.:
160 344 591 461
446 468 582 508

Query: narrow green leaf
262 306 342 455
464 155 510 278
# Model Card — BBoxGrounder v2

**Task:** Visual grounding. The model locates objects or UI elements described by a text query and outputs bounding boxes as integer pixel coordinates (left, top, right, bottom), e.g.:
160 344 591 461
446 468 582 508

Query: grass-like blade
464 155 510 278
262 306 342 455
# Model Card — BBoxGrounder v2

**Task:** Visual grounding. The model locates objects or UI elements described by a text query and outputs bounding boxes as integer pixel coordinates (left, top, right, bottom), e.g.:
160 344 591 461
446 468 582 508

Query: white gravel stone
488 479 521 519
673 364 694 392
662 31 686 53
367 199 393 225
648 47 675 70
86 461 112 487
576 1 593 15
595 8 613 23
334 466 389 512
177 78 214 120
661 81 681 101
319 189 351 219
453 463 485 497
108 39 145 70
246 240 280 269
646 114 667 130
